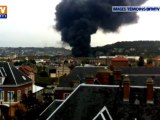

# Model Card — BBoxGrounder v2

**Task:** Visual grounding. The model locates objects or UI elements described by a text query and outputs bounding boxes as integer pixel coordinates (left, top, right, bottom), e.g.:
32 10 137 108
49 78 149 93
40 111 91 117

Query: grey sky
0 0 160 47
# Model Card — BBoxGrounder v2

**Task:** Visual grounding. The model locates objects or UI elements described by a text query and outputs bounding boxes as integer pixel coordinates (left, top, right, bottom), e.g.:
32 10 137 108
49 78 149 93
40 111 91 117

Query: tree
28 59 36 65
147 58 153 67
137 56 145 66
39 71 49 77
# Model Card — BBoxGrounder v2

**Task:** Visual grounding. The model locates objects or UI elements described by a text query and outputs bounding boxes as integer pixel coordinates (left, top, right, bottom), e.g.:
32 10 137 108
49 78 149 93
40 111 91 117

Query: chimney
146 77 154 104
123 76 130 102
113 70 122 80
96 69 112 85
85 76 95 84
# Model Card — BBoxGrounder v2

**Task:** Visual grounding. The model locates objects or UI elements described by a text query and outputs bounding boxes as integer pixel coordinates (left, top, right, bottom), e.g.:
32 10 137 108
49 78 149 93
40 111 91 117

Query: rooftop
112 56 128 61
0 62 32 86
47 84 160 120
59 66 160 87
38 100 63 120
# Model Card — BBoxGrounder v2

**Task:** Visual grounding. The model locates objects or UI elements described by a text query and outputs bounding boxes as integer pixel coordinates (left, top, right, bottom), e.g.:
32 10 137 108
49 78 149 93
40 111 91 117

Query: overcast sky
0 0 160 48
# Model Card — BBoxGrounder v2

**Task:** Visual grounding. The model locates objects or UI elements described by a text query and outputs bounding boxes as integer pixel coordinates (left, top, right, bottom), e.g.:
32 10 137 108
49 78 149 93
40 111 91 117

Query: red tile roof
19 65 34 76
112 56 128 61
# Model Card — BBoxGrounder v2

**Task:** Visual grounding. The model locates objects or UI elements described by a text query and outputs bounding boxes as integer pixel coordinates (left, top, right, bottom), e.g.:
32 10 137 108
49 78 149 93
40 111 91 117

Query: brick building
111 56 129 67
0 62 32 105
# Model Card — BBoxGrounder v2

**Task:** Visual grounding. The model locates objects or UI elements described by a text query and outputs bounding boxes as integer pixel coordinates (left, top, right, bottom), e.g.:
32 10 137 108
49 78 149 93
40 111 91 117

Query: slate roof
93 106 113 120
38 100 63 120
0 62 32 86
58 66 108 87
126 76 160 87
46 84 160 120
59 66 160 87
117 67 160 87
117 67 160 75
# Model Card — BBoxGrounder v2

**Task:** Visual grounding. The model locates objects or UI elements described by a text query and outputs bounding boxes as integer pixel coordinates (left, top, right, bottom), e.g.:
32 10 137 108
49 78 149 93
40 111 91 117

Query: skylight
0 67 7 77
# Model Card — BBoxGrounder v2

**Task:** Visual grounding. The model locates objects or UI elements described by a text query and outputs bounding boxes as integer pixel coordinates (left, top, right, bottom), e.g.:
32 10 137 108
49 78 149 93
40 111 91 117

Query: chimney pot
146 77 154 104
123 76 130 102
96 69 112 85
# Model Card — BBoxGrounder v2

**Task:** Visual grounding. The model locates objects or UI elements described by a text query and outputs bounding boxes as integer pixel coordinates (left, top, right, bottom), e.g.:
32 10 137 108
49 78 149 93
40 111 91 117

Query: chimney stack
146 77 154 104
123 76 130 102
85 76 95 84
113 70 122 81
96 69 112 85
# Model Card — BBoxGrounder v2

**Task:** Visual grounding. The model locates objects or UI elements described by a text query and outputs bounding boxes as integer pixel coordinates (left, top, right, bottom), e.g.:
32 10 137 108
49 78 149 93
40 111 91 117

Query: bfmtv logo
0 6 7 19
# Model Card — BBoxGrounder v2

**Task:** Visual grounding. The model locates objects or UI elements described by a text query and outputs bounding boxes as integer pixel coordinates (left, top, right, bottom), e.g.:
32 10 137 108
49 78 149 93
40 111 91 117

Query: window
7 91 15 102
0 91 4 101
25 88 28 95
50 73 56 78
0 67 6 85
0 77 5 85
93 106 113 120
63 93 70 99
17 90 21 101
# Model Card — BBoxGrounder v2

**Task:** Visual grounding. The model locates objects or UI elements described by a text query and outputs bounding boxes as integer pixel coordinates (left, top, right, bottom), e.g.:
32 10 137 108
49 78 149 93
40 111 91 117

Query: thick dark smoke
55 0 147 57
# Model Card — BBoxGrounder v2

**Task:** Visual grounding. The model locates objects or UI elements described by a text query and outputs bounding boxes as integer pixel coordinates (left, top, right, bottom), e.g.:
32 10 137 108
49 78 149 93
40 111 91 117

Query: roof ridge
46 84 81 120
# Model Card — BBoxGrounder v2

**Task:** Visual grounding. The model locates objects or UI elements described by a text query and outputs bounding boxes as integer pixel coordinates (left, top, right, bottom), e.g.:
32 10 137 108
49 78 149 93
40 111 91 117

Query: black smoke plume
55 0 147 57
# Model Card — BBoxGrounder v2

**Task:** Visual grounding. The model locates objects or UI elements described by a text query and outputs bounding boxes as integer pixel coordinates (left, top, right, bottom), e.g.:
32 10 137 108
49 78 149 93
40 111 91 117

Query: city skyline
0 0 160 48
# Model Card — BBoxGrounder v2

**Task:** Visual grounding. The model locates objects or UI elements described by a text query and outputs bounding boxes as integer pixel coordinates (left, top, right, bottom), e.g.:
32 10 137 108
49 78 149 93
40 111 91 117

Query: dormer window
0 67 7 85
0 77 5 85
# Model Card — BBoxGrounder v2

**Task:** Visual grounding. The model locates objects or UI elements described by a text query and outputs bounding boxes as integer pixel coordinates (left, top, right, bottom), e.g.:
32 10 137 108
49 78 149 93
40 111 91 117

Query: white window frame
63 93 70 99
7 91 15 102
0 91 4 101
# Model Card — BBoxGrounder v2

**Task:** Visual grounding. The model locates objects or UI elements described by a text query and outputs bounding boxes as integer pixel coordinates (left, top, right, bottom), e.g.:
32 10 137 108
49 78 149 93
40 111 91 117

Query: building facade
0 62 33 105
